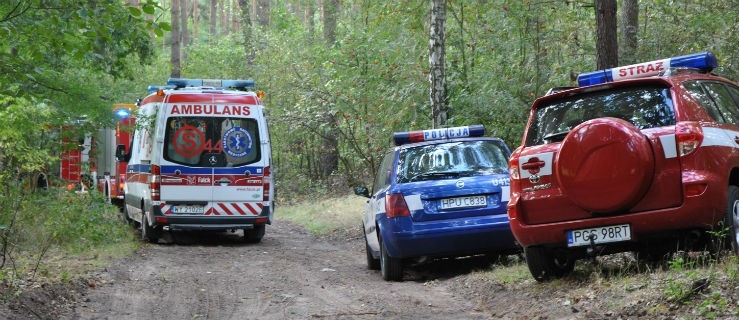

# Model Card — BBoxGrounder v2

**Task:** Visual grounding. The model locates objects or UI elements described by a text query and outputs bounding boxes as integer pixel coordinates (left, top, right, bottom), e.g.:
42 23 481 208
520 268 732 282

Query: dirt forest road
72 220 492 320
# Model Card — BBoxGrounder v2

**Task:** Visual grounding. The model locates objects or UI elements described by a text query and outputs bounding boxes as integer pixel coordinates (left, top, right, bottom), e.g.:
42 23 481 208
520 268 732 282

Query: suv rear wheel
726 185 739 255
524 246 574 282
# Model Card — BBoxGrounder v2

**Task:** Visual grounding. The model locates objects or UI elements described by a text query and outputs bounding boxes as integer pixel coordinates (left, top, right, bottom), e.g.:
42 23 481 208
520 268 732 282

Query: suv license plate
567 224 631 247
440 195 486 210
171 205 205 214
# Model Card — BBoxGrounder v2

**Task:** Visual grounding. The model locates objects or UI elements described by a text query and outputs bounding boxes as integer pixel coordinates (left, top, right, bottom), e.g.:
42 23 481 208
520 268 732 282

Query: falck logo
455 180 465 189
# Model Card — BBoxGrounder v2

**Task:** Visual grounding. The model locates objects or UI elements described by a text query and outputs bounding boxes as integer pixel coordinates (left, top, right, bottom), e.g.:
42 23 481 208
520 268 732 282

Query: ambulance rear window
164 117 261 167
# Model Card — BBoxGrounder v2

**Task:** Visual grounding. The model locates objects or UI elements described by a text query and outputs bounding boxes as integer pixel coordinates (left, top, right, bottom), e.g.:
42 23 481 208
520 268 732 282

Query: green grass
277 193 367 236
0 187 139 289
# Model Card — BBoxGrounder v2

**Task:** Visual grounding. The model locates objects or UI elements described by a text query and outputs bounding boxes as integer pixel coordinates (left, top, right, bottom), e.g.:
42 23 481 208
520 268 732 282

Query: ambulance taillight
150 165 161 201
263 166 271 201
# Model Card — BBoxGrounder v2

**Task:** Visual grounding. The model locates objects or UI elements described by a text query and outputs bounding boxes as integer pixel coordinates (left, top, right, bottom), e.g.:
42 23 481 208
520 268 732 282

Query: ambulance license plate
567 224 631 247
171 205 205 214
440 195 486 210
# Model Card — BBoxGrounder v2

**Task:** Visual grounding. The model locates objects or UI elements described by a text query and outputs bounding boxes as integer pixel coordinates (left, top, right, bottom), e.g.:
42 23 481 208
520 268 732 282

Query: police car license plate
171 205 205 214
567 224 631 247
440 195 486 210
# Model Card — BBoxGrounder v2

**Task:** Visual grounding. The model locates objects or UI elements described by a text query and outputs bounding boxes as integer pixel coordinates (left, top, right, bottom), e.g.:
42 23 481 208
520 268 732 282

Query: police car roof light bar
577 52 718 87
166 78 256 90
393 125 485 146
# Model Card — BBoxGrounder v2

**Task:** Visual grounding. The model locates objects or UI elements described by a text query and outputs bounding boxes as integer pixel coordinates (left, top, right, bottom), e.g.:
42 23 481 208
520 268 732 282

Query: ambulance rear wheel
141 210 160 243
121 202 134 225
243 225 265 243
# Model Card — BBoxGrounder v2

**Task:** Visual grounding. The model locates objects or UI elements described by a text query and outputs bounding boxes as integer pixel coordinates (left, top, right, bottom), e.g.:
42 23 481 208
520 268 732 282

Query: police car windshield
396 140 508 183
163 117 261 167
525 85 675 146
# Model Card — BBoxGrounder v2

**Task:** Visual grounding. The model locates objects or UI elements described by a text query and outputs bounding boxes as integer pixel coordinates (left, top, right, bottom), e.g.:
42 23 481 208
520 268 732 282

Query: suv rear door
518 83 683 224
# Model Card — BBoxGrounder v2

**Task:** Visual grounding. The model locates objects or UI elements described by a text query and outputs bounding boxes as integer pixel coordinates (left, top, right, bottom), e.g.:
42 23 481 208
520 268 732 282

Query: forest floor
1 218 737 319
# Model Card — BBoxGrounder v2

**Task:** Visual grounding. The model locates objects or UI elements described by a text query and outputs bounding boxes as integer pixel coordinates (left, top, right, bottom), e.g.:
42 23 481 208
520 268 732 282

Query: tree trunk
232 0 240 34
322 0 337 44
238 0 254 65
180 0 190 61
221 0 229 36
318 0 339 180
210 0 217 41
595 0 618 69
256 0 269 28
170 0 182 77
620 0 639 65
429 0 447 128
306 1 315 38
193 0 199 44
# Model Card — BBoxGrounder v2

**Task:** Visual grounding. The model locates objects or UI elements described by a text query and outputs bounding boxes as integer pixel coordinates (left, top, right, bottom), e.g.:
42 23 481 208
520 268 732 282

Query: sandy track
73 220 489 319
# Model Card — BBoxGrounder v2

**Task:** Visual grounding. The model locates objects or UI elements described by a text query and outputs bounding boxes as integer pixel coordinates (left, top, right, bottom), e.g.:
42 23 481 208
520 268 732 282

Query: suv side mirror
115 144 127 161
354 186 370 198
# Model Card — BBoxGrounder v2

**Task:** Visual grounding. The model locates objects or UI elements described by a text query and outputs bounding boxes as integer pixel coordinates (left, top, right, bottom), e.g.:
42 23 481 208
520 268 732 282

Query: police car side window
372 152 394 194
703 82 739 125
683 81 726 123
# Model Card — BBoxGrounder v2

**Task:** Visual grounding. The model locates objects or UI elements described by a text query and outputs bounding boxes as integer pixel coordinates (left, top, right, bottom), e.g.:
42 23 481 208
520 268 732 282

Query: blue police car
354 125 519 281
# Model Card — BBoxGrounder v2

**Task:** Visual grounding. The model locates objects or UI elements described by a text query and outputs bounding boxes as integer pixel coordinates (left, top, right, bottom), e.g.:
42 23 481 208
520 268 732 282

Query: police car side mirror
354 186 370 198
115 144 127 161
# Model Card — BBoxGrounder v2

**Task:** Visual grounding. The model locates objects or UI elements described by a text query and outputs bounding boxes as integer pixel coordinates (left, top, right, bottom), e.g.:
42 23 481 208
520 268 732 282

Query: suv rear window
396 140 509 183
163 117 261 167
525 85 675 146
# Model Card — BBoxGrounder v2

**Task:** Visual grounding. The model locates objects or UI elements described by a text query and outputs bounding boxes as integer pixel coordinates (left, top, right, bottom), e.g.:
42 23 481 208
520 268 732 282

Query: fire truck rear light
385 193 410 218
676 122 703 157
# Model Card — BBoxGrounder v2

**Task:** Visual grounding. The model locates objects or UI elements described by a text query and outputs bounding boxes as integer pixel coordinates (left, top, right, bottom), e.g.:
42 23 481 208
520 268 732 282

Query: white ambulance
120 78 273 243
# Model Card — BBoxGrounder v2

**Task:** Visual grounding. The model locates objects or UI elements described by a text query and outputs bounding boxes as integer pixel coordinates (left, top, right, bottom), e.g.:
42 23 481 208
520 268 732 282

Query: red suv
508 52 739 281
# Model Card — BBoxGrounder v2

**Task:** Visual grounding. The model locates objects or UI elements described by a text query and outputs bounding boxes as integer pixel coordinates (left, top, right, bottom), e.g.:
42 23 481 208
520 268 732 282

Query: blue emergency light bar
146 85 176 93
393 125 485 146
577 52 718 87
115 108 131 118
166 78 255 90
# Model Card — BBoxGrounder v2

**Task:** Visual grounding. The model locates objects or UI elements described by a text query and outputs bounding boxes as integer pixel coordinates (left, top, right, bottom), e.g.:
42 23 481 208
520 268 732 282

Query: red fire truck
39 103 136 206
97 103 137 206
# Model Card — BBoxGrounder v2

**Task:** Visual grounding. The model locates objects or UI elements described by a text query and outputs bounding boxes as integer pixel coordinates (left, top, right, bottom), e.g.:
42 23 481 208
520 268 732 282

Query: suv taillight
385 193 410 218
508 157 520 180
150 165 161 201
676 122 703 157
263 166 271 201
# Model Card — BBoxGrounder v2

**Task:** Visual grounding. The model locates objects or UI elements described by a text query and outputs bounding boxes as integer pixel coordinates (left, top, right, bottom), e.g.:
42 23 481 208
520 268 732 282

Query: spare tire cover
556 117 654 213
